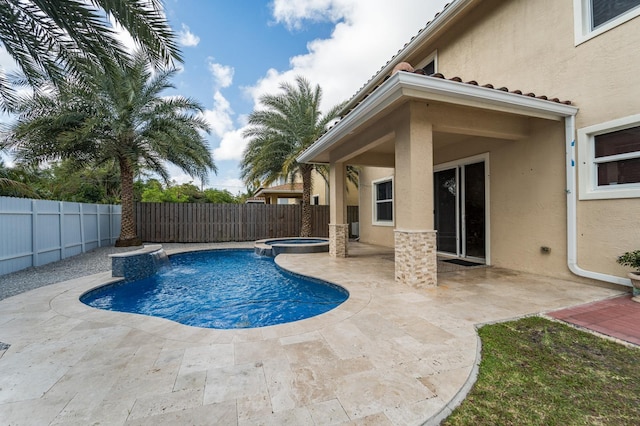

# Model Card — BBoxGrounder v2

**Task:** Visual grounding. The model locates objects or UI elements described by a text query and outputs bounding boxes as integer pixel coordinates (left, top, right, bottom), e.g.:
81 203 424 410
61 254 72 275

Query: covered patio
298 71 577 288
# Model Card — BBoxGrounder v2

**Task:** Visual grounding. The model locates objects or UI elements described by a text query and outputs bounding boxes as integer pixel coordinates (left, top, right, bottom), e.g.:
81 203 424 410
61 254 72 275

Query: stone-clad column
395 230 437 288
394 102 437 287
329 224 349 257
329 161 348 257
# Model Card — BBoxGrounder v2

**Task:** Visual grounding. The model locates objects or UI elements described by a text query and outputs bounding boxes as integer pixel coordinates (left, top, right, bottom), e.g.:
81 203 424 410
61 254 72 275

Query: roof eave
254 189 303 197
339 0 477 115
298 72 579 164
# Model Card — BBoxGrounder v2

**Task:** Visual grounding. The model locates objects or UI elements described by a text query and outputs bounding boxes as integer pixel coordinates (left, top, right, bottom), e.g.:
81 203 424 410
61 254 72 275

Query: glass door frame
434 153 491 264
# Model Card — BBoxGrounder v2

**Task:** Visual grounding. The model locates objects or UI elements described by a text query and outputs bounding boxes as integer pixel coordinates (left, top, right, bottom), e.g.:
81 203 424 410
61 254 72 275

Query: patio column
329 161 348 257
394 102 437 288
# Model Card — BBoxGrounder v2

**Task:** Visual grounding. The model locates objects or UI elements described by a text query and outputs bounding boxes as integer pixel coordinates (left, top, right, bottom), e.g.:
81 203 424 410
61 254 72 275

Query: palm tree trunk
115 157 142 247
300 164 313 237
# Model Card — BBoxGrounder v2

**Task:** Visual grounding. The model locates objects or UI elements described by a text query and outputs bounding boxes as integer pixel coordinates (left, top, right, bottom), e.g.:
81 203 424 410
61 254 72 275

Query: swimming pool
81 249 348 329
254 237 329 257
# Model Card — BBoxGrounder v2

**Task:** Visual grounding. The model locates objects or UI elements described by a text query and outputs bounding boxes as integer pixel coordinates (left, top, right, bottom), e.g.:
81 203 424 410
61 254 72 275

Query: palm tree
0 0 180 111
4 51 216 246
0 159 41 198
241 76 344 237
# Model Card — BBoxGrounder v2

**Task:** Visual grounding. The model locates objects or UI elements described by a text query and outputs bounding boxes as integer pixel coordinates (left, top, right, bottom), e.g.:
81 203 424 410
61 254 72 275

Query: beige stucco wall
310 169 359 206
430 0 640 278
356 0 639 279
359 167 395 247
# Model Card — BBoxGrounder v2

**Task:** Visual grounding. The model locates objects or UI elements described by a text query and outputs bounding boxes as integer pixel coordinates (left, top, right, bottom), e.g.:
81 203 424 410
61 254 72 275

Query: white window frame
415 50 438 74
434 153 491 264
573 0 640 45
372 176 394 226
312 194 320 205
578 113 640 200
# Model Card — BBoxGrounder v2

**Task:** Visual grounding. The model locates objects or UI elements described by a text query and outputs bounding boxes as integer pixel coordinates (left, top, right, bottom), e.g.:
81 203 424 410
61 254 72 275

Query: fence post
31 199 38 267
79 203 86 253
97 205 102 247
59 201 66 259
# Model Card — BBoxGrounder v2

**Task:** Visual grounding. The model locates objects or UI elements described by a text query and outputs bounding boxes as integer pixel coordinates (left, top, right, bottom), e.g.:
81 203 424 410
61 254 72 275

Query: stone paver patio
0 242 626 425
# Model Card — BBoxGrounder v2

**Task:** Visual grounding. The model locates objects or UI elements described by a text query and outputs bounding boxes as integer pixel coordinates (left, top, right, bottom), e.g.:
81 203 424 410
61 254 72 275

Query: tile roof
263 183 303 191
255 183 303 194
427 72 572 104
339 71 572 120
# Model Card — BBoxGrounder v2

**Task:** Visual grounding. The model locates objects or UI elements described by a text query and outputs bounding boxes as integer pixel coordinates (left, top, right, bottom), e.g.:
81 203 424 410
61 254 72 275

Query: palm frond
0 0 181 111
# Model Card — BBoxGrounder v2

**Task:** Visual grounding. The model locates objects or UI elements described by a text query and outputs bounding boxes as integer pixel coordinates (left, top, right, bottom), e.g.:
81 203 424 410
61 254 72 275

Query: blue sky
1 0 451 194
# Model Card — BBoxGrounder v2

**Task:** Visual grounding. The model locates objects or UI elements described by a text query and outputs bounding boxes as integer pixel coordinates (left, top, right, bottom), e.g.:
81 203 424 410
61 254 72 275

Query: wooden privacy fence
136 203 359 243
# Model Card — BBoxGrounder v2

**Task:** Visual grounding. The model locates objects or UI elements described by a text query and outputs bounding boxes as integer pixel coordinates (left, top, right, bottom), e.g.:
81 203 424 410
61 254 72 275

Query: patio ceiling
298 71 578 166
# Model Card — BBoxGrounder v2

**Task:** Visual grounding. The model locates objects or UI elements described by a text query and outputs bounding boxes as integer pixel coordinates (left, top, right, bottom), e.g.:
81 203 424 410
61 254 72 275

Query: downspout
565 115 630 286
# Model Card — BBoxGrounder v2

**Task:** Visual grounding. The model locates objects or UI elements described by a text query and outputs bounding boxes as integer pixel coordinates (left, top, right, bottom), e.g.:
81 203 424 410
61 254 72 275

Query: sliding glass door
434 160 486 261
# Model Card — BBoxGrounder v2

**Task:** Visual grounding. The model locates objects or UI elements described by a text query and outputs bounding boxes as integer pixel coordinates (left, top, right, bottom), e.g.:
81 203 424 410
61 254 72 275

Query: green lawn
444 316 640 425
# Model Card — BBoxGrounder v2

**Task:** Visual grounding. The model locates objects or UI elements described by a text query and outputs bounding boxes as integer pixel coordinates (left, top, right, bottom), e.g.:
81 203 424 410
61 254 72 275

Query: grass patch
444 316 640 425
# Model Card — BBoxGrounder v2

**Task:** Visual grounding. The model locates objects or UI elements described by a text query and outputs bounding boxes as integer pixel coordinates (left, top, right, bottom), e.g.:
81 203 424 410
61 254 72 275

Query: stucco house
254 182 304 205
298 0 640 289
253 171 359 206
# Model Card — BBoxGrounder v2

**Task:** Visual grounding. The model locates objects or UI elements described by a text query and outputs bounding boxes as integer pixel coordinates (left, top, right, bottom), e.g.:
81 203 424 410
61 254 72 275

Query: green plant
617 250 640 271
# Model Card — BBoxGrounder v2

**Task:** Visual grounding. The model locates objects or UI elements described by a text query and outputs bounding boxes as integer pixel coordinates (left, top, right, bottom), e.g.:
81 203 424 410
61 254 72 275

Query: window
592 0 640 28
578 114 640 199
574 0 640 44
422 60 435 76
312 195 320 205
416 50 437 75
373 177 393 225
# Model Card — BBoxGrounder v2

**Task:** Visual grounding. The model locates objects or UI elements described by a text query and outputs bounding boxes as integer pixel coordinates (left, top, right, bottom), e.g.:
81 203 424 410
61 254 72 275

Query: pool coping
254 237 330 257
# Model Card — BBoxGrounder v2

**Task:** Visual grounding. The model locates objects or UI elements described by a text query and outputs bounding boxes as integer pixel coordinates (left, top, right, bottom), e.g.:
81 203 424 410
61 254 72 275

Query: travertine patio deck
0 242 626 425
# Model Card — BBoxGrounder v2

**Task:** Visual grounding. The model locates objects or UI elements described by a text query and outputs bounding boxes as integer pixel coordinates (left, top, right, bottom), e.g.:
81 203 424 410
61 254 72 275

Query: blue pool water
81 250 348 329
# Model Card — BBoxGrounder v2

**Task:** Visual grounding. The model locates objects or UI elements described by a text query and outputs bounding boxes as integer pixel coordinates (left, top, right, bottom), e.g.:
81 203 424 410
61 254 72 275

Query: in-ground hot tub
254 237 329 257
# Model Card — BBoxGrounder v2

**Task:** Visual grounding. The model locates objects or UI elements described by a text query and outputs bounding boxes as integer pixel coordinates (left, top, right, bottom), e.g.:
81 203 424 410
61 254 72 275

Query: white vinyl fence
0 196 121 276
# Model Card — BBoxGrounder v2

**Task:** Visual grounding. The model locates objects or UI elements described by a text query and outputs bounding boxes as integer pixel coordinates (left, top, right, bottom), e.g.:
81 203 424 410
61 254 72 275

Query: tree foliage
241 76 344 236
0 0 181 111
4 51 216 246
139 179 240 203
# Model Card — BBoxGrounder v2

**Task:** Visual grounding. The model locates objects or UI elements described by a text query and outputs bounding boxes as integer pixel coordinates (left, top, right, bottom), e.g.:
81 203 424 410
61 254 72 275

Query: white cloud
213 128 248 162
169 172 197 186
252 0 451 111
109 17 139 54
0 152 14 167
178 24 200 47
202 91 234 138
207 177 246 193
271 0 352 30
0 46 19 74
208 60 234 89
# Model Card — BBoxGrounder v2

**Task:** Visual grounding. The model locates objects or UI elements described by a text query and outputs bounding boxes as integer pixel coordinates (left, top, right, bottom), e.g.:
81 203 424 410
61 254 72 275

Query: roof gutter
564 115 630 286
340 0 477 115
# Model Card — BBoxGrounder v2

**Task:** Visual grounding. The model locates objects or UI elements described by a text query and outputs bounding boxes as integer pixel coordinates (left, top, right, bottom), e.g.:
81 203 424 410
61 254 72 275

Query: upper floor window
422 60 435 76
373 177 393 225
416 50 437 76
592 0 640 28
578 114 640 199
574 0 640 44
